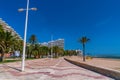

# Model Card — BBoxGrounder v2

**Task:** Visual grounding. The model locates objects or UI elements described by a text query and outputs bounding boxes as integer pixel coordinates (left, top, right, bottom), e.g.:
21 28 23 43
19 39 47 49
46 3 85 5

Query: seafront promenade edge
64 57 120 80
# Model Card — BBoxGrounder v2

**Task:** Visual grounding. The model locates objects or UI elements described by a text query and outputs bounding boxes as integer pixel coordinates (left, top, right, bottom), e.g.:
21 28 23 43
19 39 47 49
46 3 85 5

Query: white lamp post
18 0 37 72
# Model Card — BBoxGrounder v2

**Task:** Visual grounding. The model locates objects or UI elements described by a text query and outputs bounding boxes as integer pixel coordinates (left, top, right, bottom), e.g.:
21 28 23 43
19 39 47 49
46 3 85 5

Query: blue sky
0 0 120 56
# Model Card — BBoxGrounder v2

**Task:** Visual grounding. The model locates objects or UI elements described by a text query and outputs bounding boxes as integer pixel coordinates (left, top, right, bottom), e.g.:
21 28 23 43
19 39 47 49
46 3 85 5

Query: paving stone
0 58 114 80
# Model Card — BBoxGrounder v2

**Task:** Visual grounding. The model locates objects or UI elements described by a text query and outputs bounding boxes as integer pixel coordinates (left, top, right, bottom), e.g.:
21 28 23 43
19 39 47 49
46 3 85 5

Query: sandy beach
65 56 120 72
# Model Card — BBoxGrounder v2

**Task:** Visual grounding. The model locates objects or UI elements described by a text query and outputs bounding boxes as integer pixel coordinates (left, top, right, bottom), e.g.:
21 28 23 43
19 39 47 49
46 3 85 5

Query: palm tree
29 34 37 45
53 46 59 57
0 25 4 32
33 44 40 58
0 25 23 61
12 39 23 50
78 36 90 61
63 50 68 56
26 34 38 58
0 31 15 62
0 25 5 53
58 48 64 57
53 46 64 58
26 44 33 58
0 40 6 62
40 46 49 58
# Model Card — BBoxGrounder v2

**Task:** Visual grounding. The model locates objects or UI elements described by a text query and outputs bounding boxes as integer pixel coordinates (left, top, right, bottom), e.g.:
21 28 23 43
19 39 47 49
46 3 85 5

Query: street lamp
18 0 37 72
18 7 37 12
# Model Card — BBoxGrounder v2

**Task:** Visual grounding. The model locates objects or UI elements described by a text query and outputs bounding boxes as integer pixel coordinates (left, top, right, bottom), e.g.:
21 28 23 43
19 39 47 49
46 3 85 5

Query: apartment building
0 18 22 40
41 39 64 49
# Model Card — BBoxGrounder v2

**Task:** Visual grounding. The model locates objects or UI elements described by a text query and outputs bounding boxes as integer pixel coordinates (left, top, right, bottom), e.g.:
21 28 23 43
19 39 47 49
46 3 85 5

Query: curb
64 58 120 80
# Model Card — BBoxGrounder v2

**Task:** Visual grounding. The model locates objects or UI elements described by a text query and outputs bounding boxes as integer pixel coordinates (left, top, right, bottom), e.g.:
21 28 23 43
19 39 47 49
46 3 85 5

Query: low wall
64 58 120 80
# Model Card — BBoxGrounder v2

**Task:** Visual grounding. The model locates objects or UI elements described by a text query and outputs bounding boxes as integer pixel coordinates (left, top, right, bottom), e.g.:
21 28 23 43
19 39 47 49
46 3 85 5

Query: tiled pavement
0 57 114 80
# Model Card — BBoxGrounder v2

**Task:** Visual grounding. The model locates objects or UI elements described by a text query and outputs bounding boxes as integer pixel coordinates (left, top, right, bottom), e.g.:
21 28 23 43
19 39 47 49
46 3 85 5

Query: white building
0 18 22 40
40 42 48 46
76 49 82 56
41 39 64 49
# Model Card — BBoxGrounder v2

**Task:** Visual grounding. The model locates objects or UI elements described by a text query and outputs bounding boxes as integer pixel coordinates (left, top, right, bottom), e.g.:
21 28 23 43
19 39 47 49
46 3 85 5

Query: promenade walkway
0 57 113 80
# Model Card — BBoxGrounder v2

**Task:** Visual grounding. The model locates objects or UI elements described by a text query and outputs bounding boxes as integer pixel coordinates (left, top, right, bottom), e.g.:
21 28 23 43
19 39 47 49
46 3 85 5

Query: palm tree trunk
0 52 5 62
0 45 5 62
83 44 85 61
26 49 29 58
30 52 32 58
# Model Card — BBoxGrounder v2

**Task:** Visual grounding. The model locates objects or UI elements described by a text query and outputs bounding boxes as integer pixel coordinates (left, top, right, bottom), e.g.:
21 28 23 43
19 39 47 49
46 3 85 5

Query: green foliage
78 36 90 44
52 46 64 57
0 59 21 64
40 46 49 56
0 25 4 32
63 50 77 56
32 50 39 58
0 25 23 62
29 34 37 44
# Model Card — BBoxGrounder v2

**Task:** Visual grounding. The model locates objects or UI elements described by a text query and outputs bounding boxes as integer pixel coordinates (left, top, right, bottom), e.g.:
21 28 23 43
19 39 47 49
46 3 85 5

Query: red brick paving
0 57 113 80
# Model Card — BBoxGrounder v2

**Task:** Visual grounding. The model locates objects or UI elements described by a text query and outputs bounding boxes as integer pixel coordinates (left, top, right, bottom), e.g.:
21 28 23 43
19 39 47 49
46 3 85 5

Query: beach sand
65 56 120 72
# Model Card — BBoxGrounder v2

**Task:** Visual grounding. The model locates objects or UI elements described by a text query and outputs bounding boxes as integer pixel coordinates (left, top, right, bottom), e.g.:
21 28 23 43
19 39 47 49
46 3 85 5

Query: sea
92 54 120 60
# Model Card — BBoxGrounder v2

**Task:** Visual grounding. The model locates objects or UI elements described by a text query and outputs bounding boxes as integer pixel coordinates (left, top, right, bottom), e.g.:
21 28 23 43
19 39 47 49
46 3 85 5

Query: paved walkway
0 57 113 80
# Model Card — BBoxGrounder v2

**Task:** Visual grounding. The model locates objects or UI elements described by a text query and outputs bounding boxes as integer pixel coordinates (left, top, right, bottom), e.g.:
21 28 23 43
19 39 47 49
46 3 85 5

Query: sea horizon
93 55 120 59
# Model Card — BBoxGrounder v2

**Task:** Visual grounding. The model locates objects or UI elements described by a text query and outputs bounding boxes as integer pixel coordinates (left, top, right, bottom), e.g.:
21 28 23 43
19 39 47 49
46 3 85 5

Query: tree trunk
26 50 29 59
30 52 32 58
0 52 5 62
83 44 85 61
